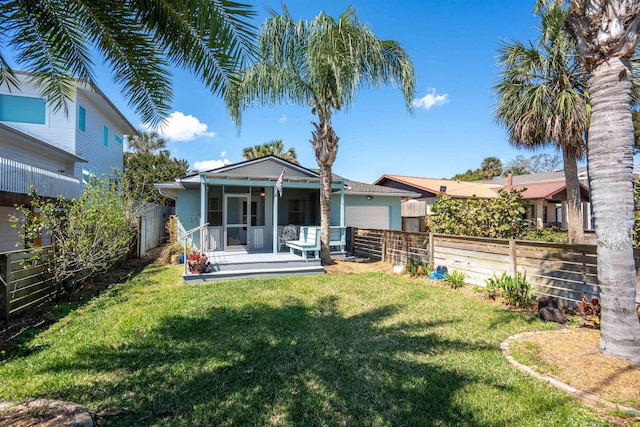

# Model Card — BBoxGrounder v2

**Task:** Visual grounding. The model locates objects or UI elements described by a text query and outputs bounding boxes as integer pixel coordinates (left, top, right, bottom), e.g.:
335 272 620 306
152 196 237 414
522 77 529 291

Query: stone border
500 330 640 417
0 399 93 426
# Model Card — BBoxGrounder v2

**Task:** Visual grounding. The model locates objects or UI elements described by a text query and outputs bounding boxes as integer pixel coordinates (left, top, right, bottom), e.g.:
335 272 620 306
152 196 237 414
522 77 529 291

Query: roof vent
439 185 447 193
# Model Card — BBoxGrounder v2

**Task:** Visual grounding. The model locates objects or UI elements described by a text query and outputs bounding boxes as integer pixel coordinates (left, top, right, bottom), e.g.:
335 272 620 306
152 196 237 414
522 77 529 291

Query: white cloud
412 88 449 110
220 151 227 157
143 111 215 141
279 114 287 123
193 159 231 171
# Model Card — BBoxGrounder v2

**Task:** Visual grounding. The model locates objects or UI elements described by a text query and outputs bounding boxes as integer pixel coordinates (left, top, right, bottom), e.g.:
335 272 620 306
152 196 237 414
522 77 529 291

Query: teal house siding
331 194 402 230
176 190 202 233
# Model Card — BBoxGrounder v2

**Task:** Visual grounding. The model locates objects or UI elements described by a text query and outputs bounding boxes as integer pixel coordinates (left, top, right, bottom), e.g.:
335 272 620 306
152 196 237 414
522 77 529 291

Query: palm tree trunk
311 121 339 265
588 56 640 363
562 145 584 244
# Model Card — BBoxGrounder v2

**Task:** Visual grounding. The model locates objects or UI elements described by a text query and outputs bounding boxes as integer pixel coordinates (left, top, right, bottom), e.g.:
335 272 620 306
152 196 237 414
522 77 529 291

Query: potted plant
187 250 208 274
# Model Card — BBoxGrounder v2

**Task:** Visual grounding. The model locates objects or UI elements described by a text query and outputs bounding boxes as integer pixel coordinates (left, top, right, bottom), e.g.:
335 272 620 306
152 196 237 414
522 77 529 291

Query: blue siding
0 95 45 124
176 190 202 233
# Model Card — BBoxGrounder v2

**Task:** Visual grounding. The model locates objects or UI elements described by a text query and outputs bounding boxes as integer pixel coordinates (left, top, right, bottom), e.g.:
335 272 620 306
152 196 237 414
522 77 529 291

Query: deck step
183 265 325 282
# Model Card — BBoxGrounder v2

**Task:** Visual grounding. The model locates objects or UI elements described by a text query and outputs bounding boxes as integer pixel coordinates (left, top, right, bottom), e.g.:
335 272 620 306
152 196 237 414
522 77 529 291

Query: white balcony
0 156 81 200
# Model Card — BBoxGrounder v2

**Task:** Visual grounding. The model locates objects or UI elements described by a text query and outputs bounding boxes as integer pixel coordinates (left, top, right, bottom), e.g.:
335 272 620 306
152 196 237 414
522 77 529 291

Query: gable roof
512 180 590 201
374 175 500 199
342 179 420 198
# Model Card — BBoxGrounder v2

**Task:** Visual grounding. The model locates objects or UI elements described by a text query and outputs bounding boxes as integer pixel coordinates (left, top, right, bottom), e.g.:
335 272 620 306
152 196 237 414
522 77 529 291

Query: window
288 199 306 225
78 106 86 131
103 126 109 147
0 94 45 124
115 134 122 144
82 167 96 185
207 197 222 226
243 201 258 226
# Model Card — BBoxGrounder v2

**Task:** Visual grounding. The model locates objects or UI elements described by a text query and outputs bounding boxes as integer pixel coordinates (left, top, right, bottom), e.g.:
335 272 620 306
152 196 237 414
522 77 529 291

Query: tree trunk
588 57 640 363
311 121 339 265
562 145 584 244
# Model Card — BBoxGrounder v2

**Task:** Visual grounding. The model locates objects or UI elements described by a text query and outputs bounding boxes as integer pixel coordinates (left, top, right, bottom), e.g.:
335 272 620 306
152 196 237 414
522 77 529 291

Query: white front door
224 194 250 250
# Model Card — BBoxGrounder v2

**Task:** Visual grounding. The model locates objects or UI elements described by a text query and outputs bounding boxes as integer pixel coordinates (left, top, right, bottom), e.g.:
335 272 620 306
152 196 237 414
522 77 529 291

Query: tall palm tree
127 130 166 154
564 0 640 363
242 140 298 164
494 4 588 244
480 156 503 180
0 0 256 125
226 6 415 264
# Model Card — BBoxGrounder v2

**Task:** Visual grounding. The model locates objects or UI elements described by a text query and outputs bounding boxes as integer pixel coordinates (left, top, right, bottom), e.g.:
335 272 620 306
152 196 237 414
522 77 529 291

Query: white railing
0 156 80 199
181 223 210 274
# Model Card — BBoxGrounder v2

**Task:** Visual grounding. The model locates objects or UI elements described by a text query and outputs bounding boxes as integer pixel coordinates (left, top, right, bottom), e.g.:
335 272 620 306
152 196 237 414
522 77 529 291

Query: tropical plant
576 295 601 328
122 150 188 206
406 257 430 277
11 176 134 285
562 0 640 363
494 3 588 244
242 140 298 164
486 272 535 308
127 131 167 154
444 270 466 289
0 0 256 125
480 156 503 180
226 5 415 264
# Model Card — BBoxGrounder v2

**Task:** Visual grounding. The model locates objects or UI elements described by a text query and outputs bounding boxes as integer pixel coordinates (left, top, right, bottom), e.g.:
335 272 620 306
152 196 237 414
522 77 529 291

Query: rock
539 306 567 324
392 265 406 275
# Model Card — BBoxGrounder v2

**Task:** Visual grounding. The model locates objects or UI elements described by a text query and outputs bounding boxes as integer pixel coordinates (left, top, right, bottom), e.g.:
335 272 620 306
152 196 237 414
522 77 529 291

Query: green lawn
0 265 609 426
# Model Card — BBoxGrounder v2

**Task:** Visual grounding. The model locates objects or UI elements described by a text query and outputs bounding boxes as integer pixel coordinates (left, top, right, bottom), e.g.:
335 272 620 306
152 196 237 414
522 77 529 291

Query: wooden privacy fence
0 247 55 322
351 228 640 307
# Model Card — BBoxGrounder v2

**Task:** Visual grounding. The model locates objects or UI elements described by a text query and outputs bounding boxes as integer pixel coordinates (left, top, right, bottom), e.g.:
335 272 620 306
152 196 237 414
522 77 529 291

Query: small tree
12 176 135 284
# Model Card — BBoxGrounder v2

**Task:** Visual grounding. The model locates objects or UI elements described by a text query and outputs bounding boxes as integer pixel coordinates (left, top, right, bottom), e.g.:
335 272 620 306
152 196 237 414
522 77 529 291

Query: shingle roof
341 179 420 197
374 175 500 199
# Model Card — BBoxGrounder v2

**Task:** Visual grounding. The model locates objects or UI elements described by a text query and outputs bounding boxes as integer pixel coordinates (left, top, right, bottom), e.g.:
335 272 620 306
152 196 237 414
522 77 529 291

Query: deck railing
181 223 210 274
0 156 81 199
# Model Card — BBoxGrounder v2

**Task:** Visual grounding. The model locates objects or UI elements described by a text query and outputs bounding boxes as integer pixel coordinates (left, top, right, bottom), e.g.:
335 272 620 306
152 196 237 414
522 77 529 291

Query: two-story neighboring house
0 71 136 252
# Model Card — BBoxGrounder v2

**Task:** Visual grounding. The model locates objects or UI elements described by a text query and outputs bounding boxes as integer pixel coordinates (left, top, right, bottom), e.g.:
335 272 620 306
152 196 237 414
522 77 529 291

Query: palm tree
127 131 166 154
480 156 503 180
226 6 415 264
242 140 298 164
0 0 256 126
494 4 588 244
564 0 640 363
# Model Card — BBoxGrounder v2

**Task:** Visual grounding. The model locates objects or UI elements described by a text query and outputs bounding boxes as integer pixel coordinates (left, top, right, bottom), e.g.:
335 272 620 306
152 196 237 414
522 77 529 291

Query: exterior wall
176 190 202 235
0 76 75 154
0 206 23 252
74 90 124 180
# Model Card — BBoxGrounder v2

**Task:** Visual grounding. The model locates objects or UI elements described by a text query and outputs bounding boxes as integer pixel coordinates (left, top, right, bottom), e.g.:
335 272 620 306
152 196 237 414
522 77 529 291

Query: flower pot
188 263 205 274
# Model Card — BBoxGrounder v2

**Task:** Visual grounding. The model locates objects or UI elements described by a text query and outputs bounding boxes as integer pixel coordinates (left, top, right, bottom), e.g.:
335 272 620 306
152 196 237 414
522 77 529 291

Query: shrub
485 272 534 308
444 270 466 289
406 257 431 277
576 296 601 328
12 176 134 284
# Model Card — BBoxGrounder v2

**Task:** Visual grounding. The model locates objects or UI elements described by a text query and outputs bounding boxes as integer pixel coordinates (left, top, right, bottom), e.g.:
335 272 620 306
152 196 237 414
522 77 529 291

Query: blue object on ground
428 272 436 280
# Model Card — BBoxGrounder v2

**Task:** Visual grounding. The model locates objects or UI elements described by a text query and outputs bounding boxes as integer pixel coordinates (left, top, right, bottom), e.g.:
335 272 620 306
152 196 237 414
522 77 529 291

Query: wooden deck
182 250 324 283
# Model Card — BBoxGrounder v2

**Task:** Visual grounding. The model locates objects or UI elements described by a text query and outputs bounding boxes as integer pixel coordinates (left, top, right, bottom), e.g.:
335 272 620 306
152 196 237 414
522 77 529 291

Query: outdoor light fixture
367 195 373 200
260 188 265 197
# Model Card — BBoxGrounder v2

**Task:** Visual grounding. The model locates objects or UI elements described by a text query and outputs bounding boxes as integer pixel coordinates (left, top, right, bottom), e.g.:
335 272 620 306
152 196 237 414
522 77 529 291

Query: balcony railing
0 156 81 200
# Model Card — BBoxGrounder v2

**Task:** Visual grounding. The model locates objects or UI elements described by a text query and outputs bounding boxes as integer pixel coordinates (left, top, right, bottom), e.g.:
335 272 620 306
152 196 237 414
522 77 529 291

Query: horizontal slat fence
351 228 640 307
1 247 55 322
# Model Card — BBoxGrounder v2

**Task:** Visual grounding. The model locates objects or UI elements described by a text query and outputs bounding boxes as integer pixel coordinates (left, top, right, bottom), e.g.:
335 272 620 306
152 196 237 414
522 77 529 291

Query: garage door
345 205 389 230
0 206 23 252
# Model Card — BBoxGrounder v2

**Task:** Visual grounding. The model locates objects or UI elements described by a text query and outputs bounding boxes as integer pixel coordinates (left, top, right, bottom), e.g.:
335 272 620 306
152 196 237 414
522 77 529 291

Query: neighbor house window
288 199 305 225
0 94 46 124
115 134 122 144
78 106 86 131
103 126 109 147
82 167 96 185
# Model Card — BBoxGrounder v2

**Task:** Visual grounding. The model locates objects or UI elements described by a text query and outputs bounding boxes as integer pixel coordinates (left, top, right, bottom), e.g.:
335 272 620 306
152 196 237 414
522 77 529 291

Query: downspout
340 182 345 227
200 174 206 227
273 184 278 254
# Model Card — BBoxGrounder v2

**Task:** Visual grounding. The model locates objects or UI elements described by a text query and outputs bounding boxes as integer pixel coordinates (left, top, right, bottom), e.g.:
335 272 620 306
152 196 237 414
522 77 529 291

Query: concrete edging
500 330 640 417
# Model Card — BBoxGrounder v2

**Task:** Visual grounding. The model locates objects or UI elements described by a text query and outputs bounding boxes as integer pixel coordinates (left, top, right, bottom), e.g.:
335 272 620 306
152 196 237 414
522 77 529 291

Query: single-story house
155 156 418 255
374 172 591 232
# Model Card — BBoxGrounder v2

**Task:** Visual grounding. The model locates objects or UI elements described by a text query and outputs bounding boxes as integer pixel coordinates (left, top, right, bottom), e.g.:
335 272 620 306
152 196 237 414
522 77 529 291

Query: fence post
429 233 435 267
381 231 387 262
1 253 10 322
509 240 517 278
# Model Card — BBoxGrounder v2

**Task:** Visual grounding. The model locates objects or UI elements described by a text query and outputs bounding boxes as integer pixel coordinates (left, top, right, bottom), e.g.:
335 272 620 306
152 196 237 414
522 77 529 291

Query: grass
0 264 610 426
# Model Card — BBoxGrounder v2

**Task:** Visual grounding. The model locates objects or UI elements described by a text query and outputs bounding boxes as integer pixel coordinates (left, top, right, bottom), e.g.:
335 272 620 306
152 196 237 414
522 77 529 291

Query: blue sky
94 0 557 183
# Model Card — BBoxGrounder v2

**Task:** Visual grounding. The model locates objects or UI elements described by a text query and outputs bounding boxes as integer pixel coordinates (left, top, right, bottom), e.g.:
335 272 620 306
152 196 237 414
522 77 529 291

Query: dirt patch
324 257 395 275
0 399 92 426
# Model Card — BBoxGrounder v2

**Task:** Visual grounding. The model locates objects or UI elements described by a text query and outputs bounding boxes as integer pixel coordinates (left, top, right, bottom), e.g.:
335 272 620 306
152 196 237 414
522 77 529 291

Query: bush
444 270 466 289
485 272 534 308
406 257 431 277
12 176 135 284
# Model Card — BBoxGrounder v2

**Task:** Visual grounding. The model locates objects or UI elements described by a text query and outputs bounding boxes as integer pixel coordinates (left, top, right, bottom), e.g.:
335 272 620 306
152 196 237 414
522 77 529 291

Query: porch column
272 184 278 254
535 200 544 229
200 175 206 226
340 183 345 227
